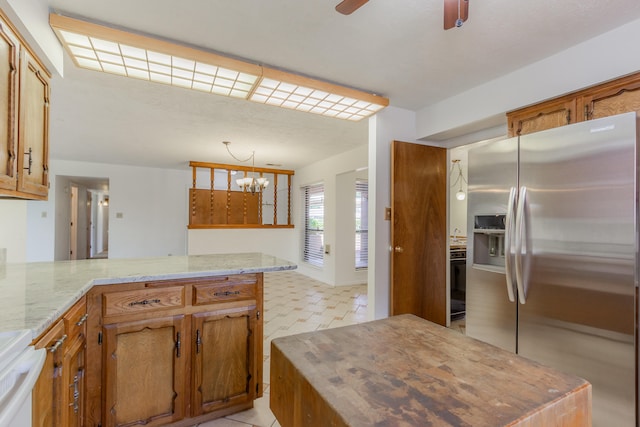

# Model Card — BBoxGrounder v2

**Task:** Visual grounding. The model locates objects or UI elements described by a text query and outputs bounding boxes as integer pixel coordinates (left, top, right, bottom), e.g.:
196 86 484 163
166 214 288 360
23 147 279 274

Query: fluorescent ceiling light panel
49 13 388 121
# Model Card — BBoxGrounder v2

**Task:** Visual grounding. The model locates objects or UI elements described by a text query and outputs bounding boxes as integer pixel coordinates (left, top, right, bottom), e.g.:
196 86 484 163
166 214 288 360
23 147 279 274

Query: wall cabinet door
0 15 19 191
507 72 640 136
508 98 576 137
191 306 257 416
0 10 50 200
103 315 187 427
580 77 640 121
33 320 66 427
16 48 49 198
61 297 88 427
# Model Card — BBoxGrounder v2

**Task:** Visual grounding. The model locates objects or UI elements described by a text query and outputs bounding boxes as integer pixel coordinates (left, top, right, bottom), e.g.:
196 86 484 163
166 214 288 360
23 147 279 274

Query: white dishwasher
0 330 46 427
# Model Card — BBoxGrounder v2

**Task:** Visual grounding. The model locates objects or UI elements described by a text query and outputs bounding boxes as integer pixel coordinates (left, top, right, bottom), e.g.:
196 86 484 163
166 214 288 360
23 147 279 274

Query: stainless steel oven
450 248 466 320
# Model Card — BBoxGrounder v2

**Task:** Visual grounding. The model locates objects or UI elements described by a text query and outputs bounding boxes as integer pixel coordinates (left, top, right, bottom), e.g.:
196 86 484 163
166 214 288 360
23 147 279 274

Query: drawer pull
128 298 161 307
49 334 68 353
213 291 241 297
76 313 89 326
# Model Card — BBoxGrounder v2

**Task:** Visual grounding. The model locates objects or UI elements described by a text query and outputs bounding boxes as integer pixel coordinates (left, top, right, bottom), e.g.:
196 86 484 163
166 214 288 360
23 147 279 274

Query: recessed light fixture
49 13 389 121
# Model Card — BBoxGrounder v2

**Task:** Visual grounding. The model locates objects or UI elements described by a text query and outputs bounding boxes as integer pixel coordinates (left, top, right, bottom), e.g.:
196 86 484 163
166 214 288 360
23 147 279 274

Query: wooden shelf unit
188 161 294 229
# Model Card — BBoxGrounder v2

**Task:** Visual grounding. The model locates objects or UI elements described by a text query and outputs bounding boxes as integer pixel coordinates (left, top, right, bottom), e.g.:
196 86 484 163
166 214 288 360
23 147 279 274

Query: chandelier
223 141 270 194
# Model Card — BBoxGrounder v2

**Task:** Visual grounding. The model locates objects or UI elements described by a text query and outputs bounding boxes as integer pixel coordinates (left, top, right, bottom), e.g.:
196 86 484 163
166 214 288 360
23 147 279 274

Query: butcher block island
271 314 591 427
0 253 295 427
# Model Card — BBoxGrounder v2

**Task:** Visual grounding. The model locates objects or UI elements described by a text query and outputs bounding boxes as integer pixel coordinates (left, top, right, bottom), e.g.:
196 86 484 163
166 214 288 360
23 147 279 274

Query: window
302 183 324 267
355 179 368 270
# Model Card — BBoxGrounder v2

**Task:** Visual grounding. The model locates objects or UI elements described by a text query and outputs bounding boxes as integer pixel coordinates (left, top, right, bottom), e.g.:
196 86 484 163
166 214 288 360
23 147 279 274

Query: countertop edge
1 256 297 341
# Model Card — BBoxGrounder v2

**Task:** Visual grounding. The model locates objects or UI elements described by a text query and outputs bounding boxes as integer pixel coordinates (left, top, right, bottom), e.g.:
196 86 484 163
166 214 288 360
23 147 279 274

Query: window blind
355 179 368 270
303 183 324 267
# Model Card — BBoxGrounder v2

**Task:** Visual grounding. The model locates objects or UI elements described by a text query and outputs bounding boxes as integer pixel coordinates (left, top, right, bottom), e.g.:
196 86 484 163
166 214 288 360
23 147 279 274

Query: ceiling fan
335 0 469 30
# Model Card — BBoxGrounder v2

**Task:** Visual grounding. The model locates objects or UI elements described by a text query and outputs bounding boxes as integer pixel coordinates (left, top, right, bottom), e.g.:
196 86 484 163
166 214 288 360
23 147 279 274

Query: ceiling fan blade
335 0 369 15
444 0 469 30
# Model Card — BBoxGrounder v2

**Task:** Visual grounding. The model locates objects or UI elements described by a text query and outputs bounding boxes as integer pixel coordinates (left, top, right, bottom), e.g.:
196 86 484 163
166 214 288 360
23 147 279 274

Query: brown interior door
391 141 447 325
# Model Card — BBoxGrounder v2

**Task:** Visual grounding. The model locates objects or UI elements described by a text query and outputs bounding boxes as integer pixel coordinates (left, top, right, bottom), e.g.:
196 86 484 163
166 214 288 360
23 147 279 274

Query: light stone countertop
0 253 296 340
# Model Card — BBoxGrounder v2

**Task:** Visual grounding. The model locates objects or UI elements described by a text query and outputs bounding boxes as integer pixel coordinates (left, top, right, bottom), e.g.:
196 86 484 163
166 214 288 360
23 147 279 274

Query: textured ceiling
46 0 640 170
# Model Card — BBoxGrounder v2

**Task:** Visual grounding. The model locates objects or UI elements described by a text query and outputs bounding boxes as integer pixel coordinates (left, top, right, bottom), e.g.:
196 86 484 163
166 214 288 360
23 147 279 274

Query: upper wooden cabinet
0 13 19 193
579 73 640 121
0 10 50 200
508 72 640 136
508 98 576 137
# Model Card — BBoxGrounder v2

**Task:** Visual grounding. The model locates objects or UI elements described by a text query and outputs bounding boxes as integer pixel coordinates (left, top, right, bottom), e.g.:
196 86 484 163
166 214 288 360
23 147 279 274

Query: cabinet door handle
76 313 89 326
196 329 201 354
175 332 181 358
49 334 67 353
69 373 80 414
24 147 33 175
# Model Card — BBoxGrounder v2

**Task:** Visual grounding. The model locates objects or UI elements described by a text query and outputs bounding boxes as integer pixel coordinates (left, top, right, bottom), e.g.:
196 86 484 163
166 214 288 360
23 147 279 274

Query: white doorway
90 191 109 258
55 176 109 261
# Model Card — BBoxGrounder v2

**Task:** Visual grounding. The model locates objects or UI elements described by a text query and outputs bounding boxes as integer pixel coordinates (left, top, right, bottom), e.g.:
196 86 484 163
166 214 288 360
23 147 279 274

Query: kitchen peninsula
0 253 295 426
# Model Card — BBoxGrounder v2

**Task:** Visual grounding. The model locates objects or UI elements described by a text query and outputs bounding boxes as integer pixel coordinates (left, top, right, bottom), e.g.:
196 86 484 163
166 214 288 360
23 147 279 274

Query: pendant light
450 159 467 201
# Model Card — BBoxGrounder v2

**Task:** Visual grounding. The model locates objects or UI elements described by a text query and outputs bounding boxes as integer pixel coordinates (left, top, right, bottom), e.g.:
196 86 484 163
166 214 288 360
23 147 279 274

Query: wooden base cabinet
103 316 187 426
62 333 86 427
32 320 65 426
33 296 88 427
85 273 264 427
192 307 257 416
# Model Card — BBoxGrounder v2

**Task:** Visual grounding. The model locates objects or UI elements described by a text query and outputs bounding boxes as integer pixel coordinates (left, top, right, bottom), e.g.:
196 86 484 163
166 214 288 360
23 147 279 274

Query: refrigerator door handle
515 186 528 304
504 186 517 302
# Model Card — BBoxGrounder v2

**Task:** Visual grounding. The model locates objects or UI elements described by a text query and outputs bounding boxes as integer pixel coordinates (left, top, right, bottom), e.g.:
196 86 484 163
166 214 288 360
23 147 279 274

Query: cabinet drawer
63 296 87 342
193 276 257 305
103 286 185 317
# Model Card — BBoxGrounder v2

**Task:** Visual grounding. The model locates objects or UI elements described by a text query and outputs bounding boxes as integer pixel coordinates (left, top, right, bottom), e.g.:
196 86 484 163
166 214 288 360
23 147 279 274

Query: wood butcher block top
270 314 591 427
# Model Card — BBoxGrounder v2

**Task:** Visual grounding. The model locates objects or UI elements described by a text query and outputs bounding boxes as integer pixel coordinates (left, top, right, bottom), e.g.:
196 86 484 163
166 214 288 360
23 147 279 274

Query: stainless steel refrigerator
466 112 638 426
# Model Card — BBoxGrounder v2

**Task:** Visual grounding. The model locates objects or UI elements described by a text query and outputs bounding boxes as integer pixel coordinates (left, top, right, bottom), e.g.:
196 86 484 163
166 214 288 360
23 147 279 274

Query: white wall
23 159 192 261
293 144 368 285
0 200 27 263
335 168 368 286
53 176 71 260
368 106 420 320
417 18 640 141
0 0 64 75
188 228 297 261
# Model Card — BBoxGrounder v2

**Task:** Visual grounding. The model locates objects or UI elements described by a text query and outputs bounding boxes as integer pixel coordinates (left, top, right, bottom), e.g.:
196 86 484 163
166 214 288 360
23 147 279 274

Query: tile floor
195 270 368 427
